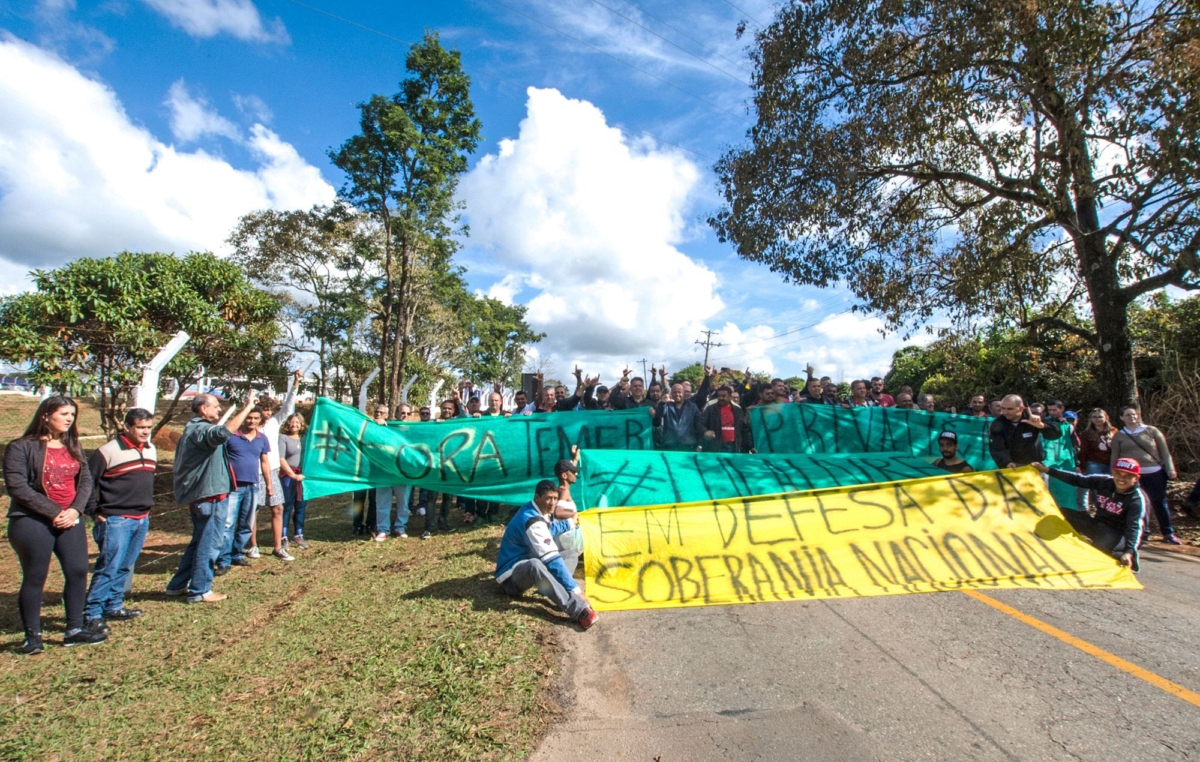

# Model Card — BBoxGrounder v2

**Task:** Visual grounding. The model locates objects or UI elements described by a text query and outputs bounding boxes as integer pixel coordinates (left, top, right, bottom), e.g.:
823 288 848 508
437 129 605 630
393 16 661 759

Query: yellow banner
579 467 1140 611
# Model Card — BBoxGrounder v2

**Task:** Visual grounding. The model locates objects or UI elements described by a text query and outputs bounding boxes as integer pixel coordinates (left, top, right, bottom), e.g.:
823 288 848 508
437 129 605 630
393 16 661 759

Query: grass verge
0 462 567 761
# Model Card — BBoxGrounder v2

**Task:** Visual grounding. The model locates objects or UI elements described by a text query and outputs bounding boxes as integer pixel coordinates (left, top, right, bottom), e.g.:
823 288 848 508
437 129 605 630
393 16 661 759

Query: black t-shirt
934 458 974 474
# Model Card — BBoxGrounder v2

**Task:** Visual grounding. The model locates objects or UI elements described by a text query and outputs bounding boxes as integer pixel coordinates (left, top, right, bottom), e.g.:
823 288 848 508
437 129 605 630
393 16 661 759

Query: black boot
20 632 43 655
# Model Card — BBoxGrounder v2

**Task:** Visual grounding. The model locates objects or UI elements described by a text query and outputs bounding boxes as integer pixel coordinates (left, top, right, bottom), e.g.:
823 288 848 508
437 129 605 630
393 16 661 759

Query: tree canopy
712 0 1200 410
329 31 482 408
0 252 282 435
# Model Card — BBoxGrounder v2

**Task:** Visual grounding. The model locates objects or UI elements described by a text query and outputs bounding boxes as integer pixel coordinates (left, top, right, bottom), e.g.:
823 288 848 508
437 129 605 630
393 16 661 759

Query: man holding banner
495 480 597 629
1035 459 1146 572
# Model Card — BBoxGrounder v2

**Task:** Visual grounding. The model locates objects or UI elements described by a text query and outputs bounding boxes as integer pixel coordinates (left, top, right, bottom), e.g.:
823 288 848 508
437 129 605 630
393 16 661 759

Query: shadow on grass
402 571 578 628
0 591 64 635
443 536 503 564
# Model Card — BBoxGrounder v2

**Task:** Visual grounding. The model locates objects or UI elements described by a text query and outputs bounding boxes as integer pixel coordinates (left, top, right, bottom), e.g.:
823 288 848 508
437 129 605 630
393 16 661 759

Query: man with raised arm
166 391 258 604
988 394 1063 469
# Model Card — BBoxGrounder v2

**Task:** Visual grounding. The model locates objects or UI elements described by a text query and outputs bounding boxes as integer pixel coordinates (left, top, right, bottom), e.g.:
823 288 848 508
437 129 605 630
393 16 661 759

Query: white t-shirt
264 384 298 472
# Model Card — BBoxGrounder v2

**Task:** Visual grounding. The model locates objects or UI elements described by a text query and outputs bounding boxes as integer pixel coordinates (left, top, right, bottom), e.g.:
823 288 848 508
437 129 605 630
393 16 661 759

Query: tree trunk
391 234 415 406
378 211 394 410
1076 236 1137 411
1067 121 1138 413
318 337 327 396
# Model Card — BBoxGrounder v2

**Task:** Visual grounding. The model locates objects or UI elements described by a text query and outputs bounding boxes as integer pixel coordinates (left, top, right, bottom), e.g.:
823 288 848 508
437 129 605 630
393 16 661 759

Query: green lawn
0 477 565 761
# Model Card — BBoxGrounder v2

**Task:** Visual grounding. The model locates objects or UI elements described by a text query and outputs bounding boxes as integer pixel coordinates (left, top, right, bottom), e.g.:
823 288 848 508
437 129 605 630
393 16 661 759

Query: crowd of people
3 364 1194 649
2 371 309 654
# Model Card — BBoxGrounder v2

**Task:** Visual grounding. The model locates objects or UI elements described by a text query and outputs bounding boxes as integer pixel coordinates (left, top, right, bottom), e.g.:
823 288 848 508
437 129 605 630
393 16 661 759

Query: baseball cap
554 459 579 477
1112 458 1141 476
1063 411 1078 421
937 431 957 441
596 385 609 393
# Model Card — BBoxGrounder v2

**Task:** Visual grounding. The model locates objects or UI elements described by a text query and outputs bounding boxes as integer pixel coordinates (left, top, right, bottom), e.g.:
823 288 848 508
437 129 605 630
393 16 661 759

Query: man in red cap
1034 457 1146 571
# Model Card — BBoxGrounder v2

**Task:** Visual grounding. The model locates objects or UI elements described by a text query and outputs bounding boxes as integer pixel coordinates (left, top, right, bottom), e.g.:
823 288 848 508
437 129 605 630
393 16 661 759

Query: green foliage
668 363 705 387
228 203 372 396
887 294 1200 412
1129 293 1200 394
712 0 1200 408
458 295 543 385
886 322 1102 409
329 31 482 406
0 252 281 435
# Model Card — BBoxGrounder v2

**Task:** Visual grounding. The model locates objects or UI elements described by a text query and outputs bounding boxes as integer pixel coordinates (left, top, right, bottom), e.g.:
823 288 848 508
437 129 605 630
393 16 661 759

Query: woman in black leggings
3 395 105 653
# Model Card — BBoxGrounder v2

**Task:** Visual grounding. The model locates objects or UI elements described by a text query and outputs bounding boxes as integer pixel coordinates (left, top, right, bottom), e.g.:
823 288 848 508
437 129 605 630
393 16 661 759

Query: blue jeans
167 496 230 599
219 483 257 567
92 520 133 596
1140 469 1172 538
86 514 150 618
281 475 307 537
374 485 411 534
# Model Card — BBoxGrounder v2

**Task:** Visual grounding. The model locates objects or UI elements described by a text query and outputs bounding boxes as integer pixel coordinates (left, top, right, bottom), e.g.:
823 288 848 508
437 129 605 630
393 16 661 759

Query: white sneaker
245 546 261 559
373 533 387 542
273 548 295 562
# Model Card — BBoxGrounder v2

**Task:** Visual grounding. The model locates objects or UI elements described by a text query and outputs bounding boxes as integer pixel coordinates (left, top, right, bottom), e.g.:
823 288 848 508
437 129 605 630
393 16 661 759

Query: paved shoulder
534 550 1200 761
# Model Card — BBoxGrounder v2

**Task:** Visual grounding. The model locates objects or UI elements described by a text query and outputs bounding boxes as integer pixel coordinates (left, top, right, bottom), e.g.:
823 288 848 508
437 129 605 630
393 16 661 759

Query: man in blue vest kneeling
495 480 598 630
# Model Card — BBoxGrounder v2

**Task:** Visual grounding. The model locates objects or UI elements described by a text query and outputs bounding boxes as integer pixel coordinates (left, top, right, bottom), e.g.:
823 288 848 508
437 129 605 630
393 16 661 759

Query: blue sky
0 0 920 382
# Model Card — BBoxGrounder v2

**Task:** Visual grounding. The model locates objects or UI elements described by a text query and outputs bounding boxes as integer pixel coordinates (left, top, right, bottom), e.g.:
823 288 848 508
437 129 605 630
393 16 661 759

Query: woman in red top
1075 408 1114 511
2 396 104 653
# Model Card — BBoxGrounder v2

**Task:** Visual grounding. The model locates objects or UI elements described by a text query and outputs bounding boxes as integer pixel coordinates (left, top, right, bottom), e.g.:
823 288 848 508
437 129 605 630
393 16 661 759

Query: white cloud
516 0 753 91
703 322 780 375
33 0 116 62
482 274 526 305
459 87 726 377
232 93 273 123
165 79 240 142
814 312 887 340
141 0 289 44
0 35 335 271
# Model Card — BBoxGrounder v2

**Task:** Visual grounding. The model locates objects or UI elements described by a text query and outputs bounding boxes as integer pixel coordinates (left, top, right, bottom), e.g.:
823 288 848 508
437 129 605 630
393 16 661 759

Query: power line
732 305 854 345
585 0 751 87
718 0 765 28
713 311 874 366
695 329 723 366
484 0 753 125
282 0 719 164
613 0 753 74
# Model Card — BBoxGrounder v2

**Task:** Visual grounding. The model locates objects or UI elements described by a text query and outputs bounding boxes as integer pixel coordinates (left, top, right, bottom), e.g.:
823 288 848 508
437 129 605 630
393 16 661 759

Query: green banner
300 397 653 502
578 449 957 510
747 404 1078 507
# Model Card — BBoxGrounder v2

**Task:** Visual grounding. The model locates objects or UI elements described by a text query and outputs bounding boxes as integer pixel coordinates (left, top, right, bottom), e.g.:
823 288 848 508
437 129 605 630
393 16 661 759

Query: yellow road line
962 589 1200 709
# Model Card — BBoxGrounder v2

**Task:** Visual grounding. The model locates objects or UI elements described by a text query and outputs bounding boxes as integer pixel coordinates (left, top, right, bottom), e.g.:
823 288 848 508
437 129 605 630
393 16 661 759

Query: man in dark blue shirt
217 406 272 572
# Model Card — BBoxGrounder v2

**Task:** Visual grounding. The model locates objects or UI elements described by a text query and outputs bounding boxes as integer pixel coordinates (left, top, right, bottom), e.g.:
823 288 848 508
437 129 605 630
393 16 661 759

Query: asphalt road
533 545 1200 761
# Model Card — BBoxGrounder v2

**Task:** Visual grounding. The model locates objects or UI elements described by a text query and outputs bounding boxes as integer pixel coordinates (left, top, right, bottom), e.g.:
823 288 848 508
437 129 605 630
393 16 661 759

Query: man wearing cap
1034 458 1146 571
933 432 973 474
495 480 598 629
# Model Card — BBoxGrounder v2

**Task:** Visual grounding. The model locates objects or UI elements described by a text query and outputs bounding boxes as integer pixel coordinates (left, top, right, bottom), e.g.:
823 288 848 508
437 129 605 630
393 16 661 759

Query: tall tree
0 252 282 436
227 203 371 394
712 0 1200 409
329 31 481 408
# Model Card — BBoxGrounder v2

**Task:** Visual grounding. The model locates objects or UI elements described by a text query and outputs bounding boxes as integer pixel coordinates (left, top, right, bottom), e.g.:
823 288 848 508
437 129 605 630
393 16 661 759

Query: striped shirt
86 435 157 518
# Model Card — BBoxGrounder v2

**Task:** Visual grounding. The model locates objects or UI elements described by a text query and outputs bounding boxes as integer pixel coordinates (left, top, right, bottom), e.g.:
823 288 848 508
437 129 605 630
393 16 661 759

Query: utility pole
637 358 648 379
695 330 723 368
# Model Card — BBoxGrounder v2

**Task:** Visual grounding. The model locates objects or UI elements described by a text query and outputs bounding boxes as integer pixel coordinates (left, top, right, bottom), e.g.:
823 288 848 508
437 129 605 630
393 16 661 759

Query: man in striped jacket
83 408 156 631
